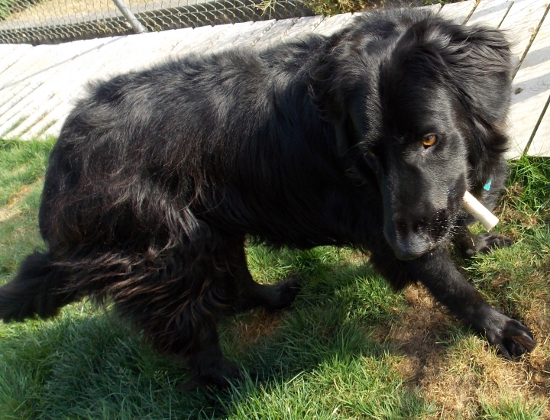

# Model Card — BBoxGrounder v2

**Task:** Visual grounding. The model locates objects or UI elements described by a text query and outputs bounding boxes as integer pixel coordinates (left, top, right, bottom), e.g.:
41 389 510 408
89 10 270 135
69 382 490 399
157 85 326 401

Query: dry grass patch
225 309 285 356
378 282 550 419
0 181 40 222
420 340 548 419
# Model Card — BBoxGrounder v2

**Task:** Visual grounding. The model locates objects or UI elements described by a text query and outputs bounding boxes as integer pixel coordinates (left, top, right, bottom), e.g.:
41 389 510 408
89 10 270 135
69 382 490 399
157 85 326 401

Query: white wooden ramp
1 0 549 158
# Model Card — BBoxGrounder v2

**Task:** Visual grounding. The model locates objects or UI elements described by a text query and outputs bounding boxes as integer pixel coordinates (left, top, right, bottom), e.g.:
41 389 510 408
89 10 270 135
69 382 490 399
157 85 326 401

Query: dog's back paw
264 275 302 311
458 232 513 258
179 357 243 392
473 232 513 255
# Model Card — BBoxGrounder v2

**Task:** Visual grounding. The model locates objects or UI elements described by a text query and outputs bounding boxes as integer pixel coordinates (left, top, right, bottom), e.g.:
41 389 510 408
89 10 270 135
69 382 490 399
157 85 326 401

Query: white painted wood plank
0 82 40 135
149 28 199 62
202 20 277 50
0 75 48 135
0 82 29 111
313 12 354 35
507 11 550 157
242 20 279 46
0 44 33 75
4 41 90 84
281 15 324 40
467 0 512 27
527 105 550 155
439 0 476 24
109 31 164 73
254 18 299 47
422 4 442 13
0 44 18 56
0 46 54 89
163 25 218 56
171 24 230 55
0 37 106 84
0 37 112 138
208 22 255 53
17 37 131 140
114 29 188 69
500 0 549 65
501 0 550 159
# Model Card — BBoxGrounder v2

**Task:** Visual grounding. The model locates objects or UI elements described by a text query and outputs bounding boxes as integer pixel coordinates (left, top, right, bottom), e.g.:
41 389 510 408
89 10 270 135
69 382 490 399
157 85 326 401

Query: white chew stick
462 191 499 231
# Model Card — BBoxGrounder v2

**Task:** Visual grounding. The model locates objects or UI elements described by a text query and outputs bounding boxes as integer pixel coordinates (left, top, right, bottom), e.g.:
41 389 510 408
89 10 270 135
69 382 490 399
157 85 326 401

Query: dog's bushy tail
0 251 76 322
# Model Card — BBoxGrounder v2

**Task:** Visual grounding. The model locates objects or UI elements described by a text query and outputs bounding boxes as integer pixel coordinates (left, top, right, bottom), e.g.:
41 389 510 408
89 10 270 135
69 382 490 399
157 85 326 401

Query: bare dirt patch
0 182 36 222
375 285 453 384
378 284 550 418
226 309 285 354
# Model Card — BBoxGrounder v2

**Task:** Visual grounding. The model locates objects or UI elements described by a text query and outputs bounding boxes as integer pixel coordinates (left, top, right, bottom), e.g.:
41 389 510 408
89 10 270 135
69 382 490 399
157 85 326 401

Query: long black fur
0 8 536 389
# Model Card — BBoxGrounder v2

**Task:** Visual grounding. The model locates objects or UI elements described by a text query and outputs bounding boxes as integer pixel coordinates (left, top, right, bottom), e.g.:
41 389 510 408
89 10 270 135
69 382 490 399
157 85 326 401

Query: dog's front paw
473 232 513 255
484 314 536 359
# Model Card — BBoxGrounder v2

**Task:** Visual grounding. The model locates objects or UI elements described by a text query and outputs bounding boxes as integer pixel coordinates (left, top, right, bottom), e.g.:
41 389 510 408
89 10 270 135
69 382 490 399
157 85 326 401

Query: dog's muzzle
385 209 450 260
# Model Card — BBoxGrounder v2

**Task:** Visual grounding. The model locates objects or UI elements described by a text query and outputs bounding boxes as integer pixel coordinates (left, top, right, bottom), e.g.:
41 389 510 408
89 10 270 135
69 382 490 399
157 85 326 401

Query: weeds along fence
0 0 314 44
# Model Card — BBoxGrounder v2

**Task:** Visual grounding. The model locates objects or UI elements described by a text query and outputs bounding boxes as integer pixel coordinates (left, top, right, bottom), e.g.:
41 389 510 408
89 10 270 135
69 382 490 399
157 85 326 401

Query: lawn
0 138 548 419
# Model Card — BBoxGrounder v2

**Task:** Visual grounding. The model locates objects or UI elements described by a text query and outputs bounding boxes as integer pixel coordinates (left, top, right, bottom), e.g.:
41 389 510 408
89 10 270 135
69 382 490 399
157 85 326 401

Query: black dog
0 8 536 389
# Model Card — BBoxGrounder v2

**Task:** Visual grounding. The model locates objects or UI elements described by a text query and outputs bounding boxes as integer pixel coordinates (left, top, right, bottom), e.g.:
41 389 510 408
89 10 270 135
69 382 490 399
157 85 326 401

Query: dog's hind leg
108 255 244 391
110 236 298 390
453 225 512 258
178 240 301 390
230 244 301 313
179 319 243 391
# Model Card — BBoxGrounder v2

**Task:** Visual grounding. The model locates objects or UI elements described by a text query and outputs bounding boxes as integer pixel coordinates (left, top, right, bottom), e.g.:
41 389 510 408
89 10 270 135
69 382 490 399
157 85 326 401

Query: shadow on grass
0 247 434 418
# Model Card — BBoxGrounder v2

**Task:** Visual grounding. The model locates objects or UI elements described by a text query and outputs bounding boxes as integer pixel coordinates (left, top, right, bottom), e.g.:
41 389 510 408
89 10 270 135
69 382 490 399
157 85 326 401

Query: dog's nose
385 217 433 260
392 235 432 260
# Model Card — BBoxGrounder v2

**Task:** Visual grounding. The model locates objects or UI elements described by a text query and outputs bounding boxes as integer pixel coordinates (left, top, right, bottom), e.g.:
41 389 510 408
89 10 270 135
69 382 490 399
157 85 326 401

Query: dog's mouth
385 208 457 261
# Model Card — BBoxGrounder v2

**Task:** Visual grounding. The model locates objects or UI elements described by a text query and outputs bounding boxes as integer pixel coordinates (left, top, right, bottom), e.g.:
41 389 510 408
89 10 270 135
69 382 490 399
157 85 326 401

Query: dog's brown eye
368 150 376 158
422 134 437 148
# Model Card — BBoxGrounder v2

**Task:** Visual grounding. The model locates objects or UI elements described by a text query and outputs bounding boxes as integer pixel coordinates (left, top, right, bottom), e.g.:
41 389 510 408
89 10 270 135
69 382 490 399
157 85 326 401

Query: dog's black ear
399 19 513 126
432 22 513 125
310 62 360 156
309 26 381 157
431 22 513 177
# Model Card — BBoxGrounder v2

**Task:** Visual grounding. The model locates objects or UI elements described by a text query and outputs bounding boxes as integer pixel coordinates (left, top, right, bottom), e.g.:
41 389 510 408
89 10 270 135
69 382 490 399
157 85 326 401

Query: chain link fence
0 0 314 44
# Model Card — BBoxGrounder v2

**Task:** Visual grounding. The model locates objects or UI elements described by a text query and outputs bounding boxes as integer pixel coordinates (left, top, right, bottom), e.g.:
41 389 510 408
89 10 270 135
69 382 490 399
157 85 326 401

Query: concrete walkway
0 0 549 158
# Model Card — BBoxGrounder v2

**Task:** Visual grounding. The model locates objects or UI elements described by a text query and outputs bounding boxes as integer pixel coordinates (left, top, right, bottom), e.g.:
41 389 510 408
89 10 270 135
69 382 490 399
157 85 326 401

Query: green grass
0 139 549 419
0 137 55 207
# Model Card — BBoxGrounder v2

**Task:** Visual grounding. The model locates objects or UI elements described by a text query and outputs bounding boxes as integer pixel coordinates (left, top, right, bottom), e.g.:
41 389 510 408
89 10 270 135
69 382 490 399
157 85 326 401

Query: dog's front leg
373 248 536 358
405 249 536 358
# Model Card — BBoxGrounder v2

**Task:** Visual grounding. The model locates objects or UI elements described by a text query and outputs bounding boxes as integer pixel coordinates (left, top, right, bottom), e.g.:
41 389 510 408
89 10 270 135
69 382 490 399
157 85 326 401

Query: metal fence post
111 0 147 33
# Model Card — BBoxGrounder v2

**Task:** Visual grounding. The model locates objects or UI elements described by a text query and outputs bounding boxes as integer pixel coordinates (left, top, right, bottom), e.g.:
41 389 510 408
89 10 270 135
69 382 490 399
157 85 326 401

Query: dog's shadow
205 247 430 415
3 248 435 417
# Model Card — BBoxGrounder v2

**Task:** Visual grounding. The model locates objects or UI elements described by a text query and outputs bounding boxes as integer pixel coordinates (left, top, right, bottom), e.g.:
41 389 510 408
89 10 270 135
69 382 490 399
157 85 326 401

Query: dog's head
316 12 512 260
